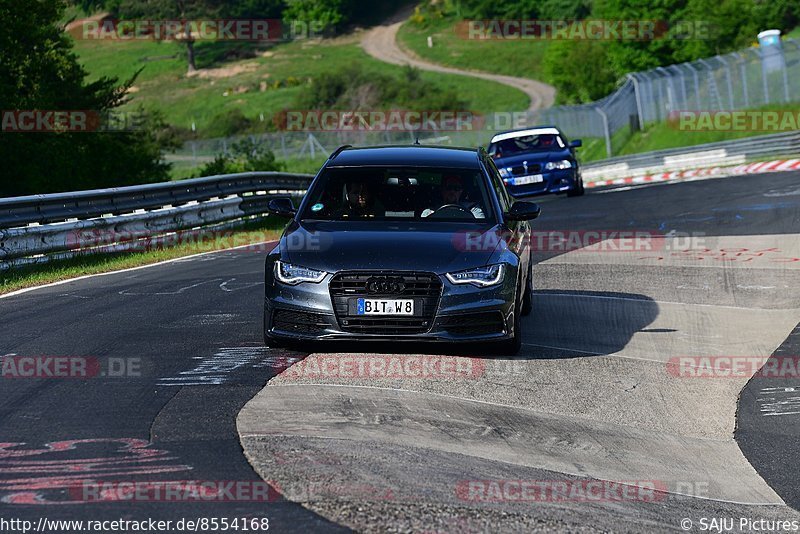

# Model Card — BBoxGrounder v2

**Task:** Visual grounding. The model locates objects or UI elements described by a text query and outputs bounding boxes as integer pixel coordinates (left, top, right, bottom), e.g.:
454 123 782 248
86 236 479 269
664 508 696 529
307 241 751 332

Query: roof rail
329 144 352 160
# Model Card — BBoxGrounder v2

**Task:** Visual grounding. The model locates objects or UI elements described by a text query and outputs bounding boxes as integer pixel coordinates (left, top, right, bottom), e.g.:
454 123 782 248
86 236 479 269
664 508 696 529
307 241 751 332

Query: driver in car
421 175 485 219
336 181 384 218
539 134 556 148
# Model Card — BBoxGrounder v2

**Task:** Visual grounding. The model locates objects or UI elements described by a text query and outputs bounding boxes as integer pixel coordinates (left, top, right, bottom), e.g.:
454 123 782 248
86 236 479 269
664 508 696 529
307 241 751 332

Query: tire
497 275 523 355
521 256 533 317
567 178 585 197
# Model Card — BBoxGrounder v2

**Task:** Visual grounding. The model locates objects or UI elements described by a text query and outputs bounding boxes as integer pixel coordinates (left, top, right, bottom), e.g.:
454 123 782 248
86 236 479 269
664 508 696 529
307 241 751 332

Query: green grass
0 217 287 295
575 101 800 163
397 15 552 83
72 33 529 137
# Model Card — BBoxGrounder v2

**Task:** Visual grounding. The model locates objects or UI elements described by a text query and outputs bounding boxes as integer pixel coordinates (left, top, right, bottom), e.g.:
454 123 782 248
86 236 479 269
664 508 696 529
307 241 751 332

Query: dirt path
360 9 556 112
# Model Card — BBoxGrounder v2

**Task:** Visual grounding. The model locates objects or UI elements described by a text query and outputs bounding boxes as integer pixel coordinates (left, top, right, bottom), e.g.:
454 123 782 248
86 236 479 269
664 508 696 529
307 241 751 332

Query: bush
295 64 467 111
197 138 285 176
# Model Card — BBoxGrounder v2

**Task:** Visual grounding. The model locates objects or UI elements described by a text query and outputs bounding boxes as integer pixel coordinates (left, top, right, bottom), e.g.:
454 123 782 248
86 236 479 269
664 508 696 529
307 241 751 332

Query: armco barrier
2 135 799 270
0 171 313 270
581 131 800 183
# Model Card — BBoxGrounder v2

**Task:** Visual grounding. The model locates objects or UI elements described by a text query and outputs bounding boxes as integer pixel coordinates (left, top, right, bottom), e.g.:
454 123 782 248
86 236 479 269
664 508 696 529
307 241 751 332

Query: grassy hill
72 30 530 139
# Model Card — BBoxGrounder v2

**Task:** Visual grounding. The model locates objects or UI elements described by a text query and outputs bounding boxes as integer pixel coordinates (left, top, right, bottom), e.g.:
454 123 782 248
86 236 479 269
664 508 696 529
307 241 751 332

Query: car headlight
445 264 505 287
274 261 327 285
498 167 511 178
544 160 572 171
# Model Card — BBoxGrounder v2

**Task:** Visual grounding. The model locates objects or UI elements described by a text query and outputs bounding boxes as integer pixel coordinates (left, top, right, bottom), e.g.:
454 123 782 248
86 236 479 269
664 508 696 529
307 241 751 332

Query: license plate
355 298 415 316
511 174 544 186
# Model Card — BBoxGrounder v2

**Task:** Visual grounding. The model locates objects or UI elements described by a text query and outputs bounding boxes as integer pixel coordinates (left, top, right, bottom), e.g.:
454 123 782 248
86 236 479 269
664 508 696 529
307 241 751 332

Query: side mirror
506 201 541 221
268 197 296 218
570 139 582 148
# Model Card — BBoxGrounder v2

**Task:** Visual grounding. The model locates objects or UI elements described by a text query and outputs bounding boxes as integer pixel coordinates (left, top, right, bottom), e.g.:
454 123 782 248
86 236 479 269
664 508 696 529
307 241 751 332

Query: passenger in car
421 175 485 219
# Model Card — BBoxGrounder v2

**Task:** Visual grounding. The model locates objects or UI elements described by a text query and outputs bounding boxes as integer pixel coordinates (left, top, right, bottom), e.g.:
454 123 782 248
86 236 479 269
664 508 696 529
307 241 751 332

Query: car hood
282 220 504 274
495 150 571 168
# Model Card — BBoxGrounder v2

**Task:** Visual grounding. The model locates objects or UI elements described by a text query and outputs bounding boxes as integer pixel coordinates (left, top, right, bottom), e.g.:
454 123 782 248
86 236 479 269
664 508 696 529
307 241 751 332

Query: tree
114 0 225 73
0 0 177 196
282 0 349 33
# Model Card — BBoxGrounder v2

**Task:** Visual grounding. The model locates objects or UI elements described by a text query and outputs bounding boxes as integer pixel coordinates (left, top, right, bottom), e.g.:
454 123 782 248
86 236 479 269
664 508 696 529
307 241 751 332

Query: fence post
757 48 770 105
732 52 749 108
715 56 735 110
684 62 701 110
668 65 687 109
627 74 645 131
781 47 790 103
596 107 612 158
656 67 676 114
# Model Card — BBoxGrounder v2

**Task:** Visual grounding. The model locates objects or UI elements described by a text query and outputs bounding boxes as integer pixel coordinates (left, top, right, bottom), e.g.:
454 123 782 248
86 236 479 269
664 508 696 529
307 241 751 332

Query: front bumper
264 270 518 343
504 168 579 197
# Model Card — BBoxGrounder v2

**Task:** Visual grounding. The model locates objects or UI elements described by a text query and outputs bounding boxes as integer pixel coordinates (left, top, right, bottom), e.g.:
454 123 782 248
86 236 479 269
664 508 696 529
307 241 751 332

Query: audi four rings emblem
366 277 406 294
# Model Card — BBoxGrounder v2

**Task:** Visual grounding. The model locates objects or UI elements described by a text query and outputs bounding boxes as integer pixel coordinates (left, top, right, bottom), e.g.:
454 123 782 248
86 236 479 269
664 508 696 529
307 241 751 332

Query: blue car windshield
299 167 495 222
489 134 565 157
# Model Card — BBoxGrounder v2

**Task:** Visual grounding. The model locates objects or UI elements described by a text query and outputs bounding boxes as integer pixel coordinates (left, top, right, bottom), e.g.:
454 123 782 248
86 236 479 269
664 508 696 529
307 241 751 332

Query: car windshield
489 133 565 157
299 166 495 222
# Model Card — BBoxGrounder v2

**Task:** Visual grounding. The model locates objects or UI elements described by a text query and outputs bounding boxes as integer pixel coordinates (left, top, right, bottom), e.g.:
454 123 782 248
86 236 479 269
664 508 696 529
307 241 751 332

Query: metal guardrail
2 132 798 270
0 171 314 229
0 172 314 270
581 130 800 182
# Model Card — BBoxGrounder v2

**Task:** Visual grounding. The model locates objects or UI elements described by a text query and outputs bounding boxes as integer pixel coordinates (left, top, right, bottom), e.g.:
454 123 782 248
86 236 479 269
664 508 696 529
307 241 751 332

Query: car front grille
438 311 505 336
329 271 442 335
511 163 542 176
272 309 329 335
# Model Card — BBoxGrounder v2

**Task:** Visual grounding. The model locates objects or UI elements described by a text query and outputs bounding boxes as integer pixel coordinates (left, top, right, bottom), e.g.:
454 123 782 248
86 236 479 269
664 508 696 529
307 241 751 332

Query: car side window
484 158 511 213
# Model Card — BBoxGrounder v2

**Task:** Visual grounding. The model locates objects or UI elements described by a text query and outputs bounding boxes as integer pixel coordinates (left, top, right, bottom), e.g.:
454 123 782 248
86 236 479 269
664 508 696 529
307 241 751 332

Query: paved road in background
360 8 556 112
1 172 799 532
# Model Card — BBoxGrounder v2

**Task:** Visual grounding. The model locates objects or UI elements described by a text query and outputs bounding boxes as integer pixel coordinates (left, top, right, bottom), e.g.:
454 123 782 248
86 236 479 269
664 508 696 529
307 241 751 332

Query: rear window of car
299 166 496 222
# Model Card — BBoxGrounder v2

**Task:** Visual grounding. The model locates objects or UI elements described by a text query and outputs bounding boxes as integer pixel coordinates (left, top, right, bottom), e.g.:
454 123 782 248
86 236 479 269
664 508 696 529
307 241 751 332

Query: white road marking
118 278 223 296
757 386 800 417
0 240 276 301
158 346 300 386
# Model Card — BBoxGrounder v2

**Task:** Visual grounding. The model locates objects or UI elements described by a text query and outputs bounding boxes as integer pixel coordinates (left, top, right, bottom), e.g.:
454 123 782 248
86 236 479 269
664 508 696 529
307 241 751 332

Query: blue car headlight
445 264 505 287
498 167 511 178
544 160 572 171
274 261 327 285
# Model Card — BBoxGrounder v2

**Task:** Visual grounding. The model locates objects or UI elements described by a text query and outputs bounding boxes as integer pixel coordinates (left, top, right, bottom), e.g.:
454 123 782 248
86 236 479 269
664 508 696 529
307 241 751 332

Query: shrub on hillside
294 64 467 111
197 138 285 176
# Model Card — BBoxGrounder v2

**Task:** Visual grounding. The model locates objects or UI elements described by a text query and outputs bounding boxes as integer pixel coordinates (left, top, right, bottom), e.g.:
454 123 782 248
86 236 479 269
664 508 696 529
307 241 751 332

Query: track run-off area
2 171 800 532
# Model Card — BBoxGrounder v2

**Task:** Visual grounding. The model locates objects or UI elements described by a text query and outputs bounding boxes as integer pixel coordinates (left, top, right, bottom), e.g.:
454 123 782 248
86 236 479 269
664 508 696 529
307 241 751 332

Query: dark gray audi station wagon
263 145 541 354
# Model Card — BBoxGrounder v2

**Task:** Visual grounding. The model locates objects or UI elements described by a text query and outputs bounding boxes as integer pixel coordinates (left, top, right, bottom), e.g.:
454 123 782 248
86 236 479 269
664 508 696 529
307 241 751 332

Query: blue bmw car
488 126 584 197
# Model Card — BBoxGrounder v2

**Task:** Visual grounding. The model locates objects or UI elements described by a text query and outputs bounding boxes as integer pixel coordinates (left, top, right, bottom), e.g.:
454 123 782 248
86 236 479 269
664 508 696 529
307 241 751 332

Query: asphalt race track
2 171 800 532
